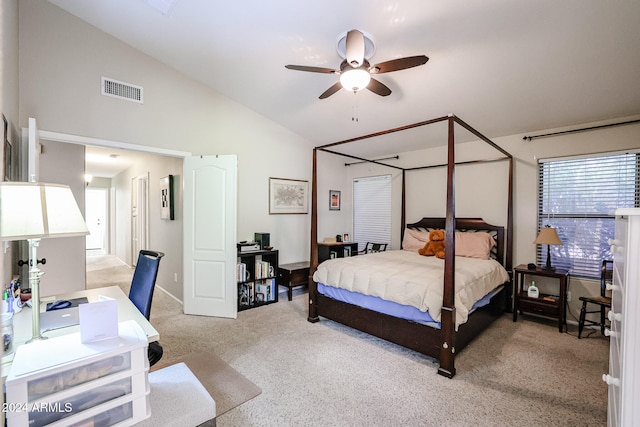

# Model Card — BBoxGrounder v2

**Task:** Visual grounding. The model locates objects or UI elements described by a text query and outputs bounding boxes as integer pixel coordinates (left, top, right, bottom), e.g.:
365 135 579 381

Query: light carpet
87 254 609 426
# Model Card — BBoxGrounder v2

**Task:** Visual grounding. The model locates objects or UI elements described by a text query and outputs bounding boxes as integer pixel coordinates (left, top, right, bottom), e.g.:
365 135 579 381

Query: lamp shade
533 227 563 246
0 182 89 241
339 68 371 92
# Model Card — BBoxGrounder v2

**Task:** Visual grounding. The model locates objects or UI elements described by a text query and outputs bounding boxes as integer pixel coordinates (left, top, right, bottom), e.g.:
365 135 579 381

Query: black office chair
129 250 165 365
359 242 388 254
578 259 613 338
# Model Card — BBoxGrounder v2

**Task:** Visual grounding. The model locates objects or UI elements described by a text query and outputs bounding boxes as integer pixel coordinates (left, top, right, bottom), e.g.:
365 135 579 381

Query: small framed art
329 190 341 211
160 175 174 220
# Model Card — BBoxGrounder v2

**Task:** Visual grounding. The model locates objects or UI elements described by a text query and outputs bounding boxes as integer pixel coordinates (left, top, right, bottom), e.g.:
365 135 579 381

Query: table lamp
533 225 563 270
0 182 89 342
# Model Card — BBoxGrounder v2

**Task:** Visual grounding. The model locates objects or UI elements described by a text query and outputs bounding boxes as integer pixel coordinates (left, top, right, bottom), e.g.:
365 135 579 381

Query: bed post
438 115 457 378
308 148 319 323
401 170 406 246
505 156 514 311
506 157 514 271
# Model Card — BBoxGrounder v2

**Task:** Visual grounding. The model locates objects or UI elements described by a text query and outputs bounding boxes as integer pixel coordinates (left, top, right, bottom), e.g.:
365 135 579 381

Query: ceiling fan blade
345 29 365 67
371 55 429 74
367 78 392 97
319 82 343 99
285 65 337 74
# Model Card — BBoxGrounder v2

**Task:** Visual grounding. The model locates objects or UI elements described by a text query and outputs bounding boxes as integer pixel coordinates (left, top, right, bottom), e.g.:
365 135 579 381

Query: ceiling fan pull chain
352 104 359 122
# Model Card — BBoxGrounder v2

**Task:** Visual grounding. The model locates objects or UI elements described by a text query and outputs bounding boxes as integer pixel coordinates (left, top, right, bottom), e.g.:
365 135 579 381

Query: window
537 152 639 278
353 175 392 252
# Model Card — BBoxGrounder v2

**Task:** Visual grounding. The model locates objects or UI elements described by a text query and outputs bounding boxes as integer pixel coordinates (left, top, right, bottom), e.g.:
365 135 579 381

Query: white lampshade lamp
533 226 563 271
340 67 371 93
0 182 89 342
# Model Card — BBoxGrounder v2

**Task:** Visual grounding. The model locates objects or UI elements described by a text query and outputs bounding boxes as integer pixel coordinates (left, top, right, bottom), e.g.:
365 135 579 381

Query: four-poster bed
307 114 514 378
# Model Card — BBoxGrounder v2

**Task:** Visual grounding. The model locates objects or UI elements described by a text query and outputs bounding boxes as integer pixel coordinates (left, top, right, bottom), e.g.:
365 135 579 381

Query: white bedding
313 250 509 327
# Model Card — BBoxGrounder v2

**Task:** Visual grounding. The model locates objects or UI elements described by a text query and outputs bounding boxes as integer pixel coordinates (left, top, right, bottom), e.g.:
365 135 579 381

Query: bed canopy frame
308 114 514 378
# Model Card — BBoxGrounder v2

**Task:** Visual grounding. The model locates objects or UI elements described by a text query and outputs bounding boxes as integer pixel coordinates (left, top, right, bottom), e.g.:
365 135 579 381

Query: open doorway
33 128 190 299
86 187 109 253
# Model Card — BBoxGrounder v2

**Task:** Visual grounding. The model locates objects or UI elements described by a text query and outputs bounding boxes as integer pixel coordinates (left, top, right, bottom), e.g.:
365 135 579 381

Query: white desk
2 286 159 376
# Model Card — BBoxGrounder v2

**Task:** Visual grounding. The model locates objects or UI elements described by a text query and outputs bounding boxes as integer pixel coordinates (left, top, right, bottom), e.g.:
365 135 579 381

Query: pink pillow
402 228 431 251
455 232 495 260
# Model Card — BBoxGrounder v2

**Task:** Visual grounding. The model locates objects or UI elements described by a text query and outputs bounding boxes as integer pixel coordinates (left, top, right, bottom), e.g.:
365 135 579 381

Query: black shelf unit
317 242 358 264
237 249 279 311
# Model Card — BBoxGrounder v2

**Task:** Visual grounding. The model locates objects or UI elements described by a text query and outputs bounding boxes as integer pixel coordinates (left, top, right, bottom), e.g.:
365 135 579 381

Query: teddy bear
418 229 446 259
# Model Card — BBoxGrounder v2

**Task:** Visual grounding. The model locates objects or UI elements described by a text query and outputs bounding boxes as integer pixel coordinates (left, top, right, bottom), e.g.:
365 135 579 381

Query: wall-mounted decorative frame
160 175 174 220
269 177 308 214
329 190 341 211
2 114 10 181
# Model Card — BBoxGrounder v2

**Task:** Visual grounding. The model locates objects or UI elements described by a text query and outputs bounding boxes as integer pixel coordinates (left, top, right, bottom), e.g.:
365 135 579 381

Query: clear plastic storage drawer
27 353 130 400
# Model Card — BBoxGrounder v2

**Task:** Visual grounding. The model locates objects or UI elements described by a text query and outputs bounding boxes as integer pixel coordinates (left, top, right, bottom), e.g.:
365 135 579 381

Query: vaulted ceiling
50 0 640 150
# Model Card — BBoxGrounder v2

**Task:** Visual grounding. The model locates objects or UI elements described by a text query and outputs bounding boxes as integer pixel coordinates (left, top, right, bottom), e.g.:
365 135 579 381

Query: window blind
353 175 392 252
537 152 639 278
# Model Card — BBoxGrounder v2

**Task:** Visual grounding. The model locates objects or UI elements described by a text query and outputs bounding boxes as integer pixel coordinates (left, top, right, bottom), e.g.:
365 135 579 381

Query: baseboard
156 285 183 305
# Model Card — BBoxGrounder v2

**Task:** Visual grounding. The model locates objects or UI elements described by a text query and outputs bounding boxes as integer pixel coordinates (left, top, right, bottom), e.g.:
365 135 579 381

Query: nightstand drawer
518 296 559 317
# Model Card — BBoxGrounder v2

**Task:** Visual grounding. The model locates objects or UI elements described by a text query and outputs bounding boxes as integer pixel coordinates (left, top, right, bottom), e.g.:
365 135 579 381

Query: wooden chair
578 259 613 338
359 242 388 254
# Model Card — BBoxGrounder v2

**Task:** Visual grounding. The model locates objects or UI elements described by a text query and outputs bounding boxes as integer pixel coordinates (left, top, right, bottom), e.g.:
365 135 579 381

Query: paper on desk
79 299 118 343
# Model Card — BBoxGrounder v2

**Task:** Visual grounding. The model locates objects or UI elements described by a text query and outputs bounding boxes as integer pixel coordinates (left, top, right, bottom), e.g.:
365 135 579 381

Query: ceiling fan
285 29 429 99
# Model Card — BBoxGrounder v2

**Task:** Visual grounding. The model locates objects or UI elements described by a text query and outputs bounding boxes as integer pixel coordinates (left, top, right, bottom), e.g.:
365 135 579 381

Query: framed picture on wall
329 190 341 211
160 175 174 220
269 177 308 214
2 114 10 181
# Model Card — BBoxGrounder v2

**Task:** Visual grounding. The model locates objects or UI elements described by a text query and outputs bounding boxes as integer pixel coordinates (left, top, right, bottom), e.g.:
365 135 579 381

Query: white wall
0 2 19 412
111 153 184 298
315 151 351 243
17 1 314 301
0 0 19 293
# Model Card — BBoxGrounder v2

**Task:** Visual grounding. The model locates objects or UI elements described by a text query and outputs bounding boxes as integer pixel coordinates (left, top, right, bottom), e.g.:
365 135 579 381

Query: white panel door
85 188 107 250
183 155 237 318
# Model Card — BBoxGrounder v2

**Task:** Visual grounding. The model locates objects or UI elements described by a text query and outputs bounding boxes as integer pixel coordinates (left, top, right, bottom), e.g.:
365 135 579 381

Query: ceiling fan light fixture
340 68 371 92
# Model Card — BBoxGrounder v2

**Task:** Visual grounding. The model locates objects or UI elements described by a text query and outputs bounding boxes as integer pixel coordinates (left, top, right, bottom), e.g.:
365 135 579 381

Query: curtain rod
345 155 399 166
522 119 640 142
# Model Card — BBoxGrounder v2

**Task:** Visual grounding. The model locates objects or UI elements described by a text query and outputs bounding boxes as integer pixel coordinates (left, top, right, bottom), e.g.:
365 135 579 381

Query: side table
512 264 569 332
278 262 310 301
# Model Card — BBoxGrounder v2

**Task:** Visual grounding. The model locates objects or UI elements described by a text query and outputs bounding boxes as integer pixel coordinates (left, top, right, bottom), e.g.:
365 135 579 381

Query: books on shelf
255 260 273 279
255 278 276 303
238 282 254 307
237 263 249 282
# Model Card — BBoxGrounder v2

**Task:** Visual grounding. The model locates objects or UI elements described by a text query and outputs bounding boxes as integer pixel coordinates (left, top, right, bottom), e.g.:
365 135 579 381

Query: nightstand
512 264 569 332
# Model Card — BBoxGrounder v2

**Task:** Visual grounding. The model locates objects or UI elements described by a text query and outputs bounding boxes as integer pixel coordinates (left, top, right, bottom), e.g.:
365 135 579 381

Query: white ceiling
51 0 640 156
85 145 152 178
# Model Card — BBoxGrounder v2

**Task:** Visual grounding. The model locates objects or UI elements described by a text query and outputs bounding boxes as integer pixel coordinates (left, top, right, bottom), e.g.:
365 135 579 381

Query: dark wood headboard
405 217 505 265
